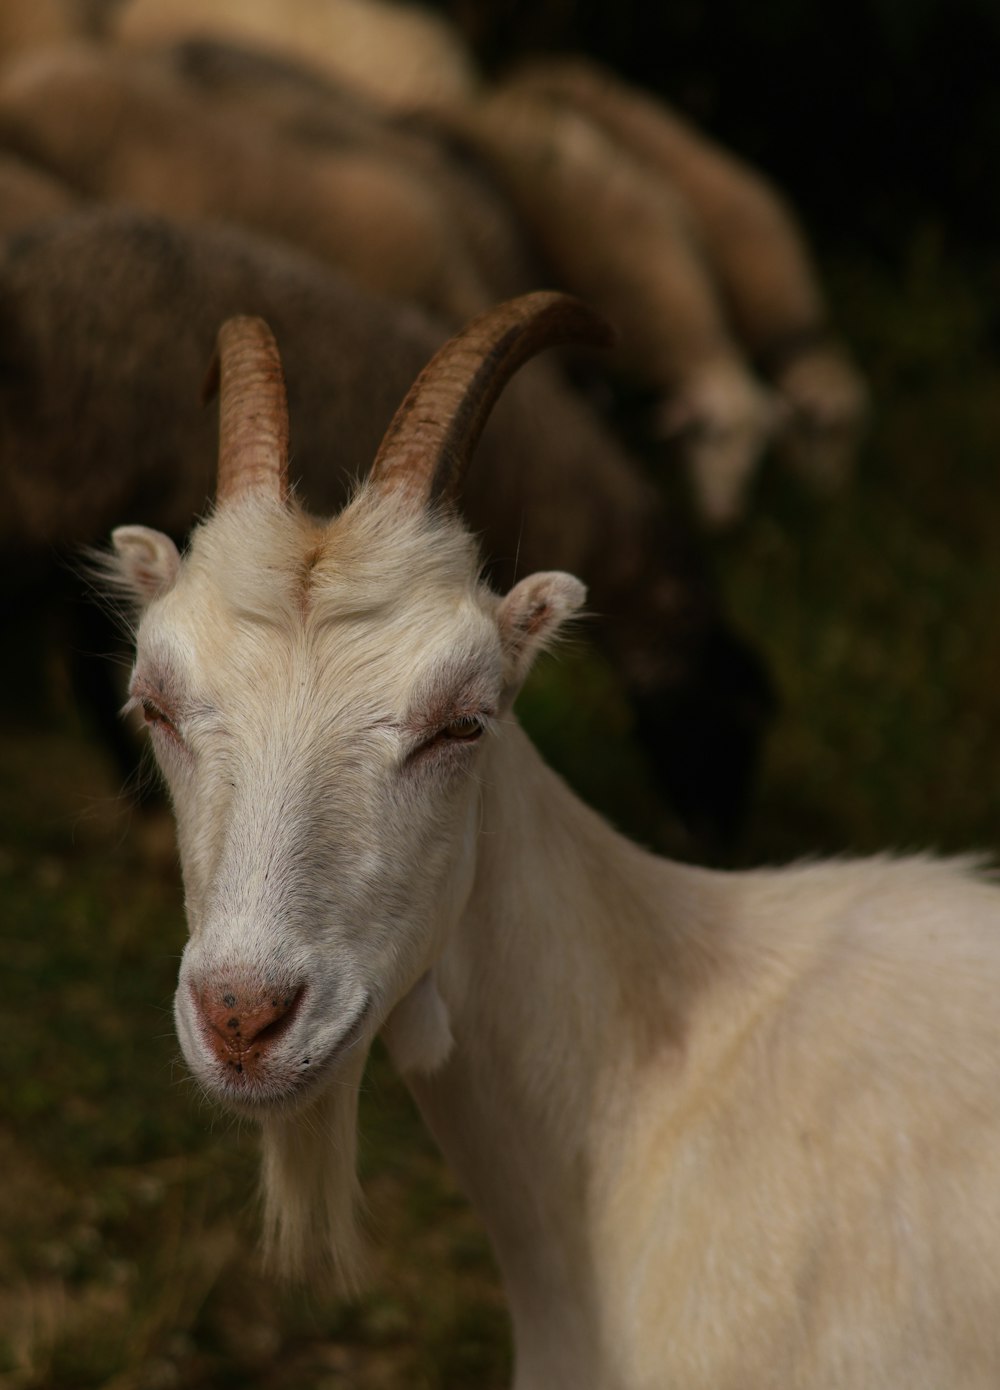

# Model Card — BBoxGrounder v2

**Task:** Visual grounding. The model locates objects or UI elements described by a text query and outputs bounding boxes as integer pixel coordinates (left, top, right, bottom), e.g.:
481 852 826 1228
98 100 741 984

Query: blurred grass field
2 230 999 1388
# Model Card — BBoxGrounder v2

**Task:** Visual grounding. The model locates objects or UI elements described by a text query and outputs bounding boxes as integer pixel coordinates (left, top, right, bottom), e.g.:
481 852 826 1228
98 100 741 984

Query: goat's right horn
370 291 616 510
204 316 290 506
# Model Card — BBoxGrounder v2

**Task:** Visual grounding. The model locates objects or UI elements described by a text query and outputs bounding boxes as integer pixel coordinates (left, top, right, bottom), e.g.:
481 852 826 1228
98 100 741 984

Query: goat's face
115 487 582 1113
108 293 601 1138
108 296 604 1280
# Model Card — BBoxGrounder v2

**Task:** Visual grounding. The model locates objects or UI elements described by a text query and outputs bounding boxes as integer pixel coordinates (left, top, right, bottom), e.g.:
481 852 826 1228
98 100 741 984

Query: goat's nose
195 984 305 1071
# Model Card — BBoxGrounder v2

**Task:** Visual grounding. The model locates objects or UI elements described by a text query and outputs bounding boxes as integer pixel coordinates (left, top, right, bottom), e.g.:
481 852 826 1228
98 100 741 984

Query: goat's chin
200 1067 325 1118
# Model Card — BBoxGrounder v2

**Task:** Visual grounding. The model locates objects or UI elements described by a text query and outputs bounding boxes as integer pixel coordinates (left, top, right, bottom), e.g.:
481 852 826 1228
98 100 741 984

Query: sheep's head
109 292 611 1283
656 362 782 528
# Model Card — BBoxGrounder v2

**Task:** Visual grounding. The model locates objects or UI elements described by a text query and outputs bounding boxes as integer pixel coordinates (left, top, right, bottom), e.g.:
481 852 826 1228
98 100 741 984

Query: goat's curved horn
204 316 290 505
370 291 616 509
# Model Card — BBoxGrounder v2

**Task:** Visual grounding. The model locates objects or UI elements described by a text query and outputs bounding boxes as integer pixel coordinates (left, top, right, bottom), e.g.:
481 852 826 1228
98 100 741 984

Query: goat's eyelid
124 674 187 739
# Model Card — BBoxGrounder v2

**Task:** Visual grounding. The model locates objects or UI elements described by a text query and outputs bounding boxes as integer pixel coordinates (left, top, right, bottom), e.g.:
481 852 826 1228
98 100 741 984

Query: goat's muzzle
193 982 305 1078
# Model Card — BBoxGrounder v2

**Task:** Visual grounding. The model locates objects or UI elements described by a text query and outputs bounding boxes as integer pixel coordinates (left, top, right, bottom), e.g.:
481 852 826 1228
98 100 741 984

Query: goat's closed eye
440 715 485 742
140 697 178 736
409 714 486 762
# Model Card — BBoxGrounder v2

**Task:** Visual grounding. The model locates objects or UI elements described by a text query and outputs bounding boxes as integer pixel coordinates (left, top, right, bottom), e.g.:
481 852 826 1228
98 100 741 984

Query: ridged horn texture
369 291 616 509
208 315 290 505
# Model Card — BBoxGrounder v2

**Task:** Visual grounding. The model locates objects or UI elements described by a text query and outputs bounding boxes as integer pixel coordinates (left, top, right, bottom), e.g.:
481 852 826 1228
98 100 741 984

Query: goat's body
112 296 992 1386
406 724 1000 1388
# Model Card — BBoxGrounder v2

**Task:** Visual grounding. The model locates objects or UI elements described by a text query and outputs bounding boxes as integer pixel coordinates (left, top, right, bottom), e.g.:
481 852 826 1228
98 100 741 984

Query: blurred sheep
509 57 870 491
442 85 781 525
0 42 494 322
0 30 866 524
113 0 479 109
149 36 534 306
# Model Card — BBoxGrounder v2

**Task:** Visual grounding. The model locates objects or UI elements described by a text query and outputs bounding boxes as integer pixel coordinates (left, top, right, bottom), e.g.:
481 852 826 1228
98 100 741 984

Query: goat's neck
404 722 706 1388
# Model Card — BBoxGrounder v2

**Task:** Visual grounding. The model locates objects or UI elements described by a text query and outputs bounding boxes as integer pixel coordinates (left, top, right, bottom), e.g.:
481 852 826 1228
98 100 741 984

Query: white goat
110 295 1000 1390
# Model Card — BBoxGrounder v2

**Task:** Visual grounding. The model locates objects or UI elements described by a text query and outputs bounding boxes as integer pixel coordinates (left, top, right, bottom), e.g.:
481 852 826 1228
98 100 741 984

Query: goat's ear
498 571 586 693
111 525 181 605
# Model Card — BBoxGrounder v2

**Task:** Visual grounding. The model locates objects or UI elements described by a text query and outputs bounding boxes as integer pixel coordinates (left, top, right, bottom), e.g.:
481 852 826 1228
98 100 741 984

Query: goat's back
599 854 1000 1389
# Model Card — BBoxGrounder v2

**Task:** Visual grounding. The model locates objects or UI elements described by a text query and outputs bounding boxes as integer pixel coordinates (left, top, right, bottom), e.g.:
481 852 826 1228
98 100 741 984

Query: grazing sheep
162 37 865 505
110 295 1000 1389
113 0 479 110
0 36 859 520
0 43 493 322
511 57 869 489
150 36 535 306
445 85 780 524
3 206 772 845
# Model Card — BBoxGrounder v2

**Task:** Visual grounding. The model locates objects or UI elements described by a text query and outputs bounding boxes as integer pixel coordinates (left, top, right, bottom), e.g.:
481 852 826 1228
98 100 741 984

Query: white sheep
0 43 493 324
511 57 870 493
450 87 780 525
114 0 479 111
111 294 1000 1389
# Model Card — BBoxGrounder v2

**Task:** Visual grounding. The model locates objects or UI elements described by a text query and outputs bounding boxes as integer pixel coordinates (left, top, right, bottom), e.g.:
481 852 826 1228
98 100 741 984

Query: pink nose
195 983 305 1075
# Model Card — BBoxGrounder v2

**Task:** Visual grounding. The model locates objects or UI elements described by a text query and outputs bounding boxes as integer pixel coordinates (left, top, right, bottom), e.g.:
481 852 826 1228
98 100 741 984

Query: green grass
3 236 1000 1386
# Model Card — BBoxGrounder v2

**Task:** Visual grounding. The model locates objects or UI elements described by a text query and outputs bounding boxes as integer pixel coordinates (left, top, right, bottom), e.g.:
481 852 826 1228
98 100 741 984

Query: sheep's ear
498 570 586 694
111 525 181 604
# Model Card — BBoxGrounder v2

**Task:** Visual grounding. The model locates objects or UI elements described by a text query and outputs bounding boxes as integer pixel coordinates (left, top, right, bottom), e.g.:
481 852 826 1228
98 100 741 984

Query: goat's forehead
137 494 500 702
189 491 482 613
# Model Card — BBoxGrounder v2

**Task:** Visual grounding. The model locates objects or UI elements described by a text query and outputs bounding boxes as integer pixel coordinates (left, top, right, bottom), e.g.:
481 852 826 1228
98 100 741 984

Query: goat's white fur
113 485 1000 1388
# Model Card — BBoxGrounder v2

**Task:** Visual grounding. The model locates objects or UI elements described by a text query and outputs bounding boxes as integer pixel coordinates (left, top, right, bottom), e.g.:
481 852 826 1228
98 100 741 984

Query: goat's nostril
195 983 306 1066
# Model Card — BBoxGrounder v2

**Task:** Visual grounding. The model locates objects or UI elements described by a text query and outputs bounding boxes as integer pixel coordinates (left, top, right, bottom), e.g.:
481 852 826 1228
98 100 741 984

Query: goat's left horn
205 315 290 505
369 291 616 509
